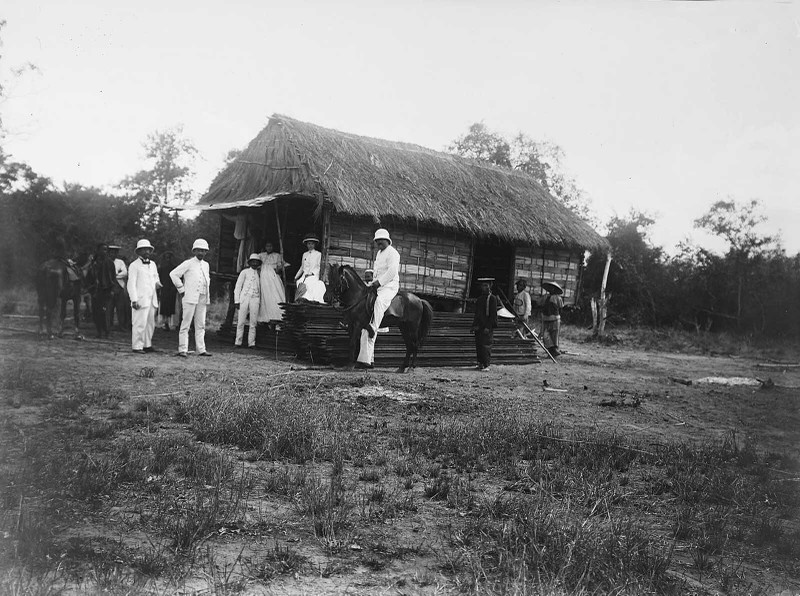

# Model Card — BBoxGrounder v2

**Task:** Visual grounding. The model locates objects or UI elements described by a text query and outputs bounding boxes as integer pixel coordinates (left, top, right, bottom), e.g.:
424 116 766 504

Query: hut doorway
471 239 514 298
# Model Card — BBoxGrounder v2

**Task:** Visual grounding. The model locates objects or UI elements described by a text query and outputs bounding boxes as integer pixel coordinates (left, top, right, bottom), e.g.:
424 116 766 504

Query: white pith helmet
192 238 210 251
373 228 391 244
135 239 154 251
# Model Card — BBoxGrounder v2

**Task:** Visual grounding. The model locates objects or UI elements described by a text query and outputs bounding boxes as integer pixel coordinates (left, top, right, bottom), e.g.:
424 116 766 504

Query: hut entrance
471 239 514 298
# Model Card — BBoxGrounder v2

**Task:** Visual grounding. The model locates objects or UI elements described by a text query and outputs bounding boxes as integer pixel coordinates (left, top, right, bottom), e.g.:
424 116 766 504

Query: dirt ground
1 317 799 595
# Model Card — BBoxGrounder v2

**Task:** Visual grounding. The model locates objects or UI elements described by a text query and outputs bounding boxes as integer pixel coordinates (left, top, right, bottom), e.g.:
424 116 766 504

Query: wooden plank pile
267 303 540 367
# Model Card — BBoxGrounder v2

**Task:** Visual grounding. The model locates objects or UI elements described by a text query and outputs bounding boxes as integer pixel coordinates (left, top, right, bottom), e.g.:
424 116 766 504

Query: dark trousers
110 286 130 329
92 289 113 337
474 328 494 368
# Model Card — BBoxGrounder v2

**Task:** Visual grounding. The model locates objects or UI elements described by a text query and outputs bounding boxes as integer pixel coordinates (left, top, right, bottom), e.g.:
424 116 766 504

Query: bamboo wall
513 246 583 304
328 215 471 299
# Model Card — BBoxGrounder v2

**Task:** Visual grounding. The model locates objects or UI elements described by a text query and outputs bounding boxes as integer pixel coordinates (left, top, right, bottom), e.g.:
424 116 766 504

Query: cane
495 286 558 364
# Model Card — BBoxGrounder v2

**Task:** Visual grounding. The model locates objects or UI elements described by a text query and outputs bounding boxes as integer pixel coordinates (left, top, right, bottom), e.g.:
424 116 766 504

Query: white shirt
113 258 128 289
374 244 400 292
300 249 321 278
234 268 261 302
170 257 211 305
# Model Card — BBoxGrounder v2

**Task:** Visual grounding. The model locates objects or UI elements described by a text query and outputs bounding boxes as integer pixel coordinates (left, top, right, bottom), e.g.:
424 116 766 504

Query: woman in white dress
294 234 326 303
257 241 287 323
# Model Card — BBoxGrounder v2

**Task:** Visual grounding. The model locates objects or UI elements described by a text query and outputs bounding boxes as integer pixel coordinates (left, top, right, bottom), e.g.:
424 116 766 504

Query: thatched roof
200 114 607 250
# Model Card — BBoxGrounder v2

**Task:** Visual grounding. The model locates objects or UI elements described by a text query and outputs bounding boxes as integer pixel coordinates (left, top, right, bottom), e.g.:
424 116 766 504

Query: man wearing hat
86 242 117 339
170 239 212 357
234 254 262 348
471 278 498 371
357 228 400 368
294 233 326 303
127 240 161 353
108 244 130 331
513 279 532 339
540 281 564 357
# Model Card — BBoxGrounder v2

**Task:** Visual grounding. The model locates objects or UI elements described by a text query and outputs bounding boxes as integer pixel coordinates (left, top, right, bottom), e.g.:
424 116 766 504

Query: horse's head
325 264 366 306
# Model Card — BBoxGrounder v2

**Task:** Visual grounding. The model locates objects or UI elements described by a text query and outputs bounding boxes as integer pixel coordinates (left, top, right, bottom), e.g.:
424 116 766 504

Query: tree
120 125 198 206
447 122 595 223
694 199 780 330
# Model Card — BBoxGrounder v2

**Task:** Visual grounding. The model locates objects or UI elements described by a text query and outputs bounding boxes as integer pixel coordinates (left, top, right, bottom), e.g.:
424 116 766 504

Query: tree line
449 123 800 338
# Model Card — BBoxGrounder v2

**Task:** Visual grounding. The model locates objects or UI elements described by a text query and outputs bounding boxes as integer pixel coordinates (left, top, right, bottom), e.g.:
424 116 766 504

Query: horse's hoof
395 367 407 374
75 335 85 341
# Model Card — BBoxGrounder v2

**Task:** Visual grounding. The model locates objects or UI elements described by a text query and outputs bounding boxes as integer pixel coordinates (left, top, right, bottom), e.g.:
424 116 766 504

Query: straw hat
373 228 391 244
192 238 210 251
247 253 263 265
302 233 319 244
542 281 563 295
135 239 154 251
477 277 495 283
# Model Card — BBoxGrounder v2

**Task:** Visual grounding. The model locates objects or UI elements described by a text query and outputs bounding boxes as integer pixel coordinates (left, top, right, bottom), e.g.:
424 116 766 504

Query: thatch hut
197 114 607 311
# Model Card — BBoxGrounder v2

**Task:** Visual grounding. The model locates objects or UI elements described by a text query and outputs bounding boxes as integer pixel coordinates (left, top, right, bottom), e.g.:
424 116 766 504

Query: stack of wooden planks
220 303 540 367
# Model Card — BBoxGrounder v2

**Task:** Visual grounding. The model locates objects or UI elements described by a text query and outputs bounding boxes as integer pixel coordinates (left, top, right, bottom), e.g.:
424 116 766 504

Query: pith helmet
373 228 391 244
135 239 154 251
192 238 210 251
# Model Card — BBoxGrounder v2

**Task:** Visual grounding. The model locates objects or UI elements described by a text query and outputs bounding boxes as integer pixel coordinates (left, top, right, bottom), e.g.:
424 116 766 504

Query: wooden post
274 200 287 287
463 238 476 310
321 203 332 283
597 252 612 337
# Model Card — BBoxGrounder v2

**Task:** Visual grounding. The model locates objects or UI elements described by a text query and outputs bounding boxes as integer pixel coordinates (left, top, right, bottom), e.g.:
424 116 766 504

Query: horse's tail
417 299 434 347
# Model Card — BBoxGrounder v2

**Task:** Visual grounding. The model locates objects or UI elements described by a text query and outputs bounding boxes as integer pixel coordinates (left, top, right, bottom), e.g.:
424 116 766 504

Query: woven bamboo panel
513 247 583 303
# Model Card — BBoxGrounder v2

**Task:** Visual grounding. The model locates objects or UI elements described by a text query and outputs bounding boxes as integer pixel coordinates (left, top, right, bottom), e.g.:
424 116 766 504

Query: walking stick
495 287 558 364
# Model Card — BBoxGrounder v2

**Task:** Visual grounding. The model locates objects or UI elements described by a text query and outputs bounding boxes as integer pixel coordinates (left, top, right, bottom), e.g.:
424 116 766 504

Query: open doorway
471 238 514 299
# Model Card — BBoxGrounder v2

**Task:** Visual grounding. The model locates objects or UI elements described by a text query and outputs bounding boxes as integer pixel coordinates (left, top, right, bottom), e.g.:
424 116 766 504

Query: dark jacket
473 294 498 330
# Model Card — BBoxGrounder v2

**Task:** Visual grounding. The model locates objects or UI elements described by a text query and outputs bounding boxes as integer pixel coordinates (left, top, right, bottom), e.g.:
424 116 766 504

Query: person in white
257 241 287 323
356 228 400 368
170 238 212 357
234 254 262 348
127 239 161 354
294 234 326 303
108 244 130 330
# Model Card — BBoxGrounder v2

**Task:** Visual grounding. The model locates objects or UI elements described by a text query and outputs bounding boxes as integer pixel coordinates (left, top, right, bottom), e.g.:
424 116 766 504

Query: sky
2 0 799 255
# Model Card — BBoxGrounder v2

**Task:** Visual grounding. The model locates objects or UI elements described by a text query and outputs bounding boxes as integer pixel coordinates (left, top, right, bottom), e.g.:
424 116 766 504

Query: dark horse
327 264 433 372
36 259 86 339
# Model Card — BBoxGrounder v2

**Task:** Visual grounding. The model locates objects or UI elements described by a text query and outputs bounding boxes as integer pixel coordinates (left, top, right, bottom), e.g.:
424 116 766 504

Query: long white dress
296 249 326 303
257 251 286 322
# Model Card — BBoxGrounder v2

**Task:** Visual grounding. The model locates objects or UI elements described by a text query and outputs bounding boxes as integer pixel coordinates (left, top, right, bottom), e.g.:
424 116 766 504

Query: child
234 254 262 348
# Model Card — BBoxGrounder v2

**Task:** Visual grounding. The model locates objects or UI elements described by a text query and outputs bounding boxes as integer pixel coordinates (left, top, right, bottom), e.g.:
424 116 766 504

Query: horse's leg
397 323 411 373
408 320 420 370
349 323 362 369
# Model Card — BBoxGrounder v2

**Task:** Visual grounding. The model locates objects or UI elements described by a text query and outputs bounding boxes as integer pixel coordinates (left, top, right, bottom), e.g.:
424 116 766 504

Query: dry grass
1 356 798 595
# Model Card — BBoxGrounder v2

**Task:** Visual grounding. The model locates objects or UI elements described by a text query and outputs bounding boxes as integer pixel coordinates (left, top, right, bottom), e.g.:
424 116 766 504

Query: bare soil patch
1 319 798 595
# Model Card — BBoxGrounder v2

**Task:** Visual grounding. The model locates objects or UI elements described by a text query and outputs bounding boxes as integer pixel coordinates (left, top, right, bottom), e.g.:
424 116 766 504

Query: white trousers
236 296 260 346
357 286 397 365
131 305 155 350
179 299 207 354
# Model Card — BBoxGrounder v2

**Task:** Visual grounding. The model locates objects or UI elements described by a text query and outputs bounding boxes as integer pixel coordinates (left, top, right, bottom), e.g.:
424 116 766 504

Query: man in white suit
170 238 212 357
127 239 162 354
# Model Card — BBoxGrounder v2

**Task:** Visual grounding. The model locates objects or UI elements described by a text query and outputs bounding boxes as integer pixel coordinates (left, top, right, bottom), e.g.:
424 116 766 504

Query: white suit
234 267 261 347
357 244 400 365
127 258 161 350
170 257 211 354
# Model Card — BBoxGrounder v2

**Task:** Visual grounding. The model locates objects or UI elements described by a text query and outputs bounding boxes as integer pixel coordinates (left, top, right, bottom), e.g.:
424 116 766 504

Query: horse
35 258 86 339
326 264 433 373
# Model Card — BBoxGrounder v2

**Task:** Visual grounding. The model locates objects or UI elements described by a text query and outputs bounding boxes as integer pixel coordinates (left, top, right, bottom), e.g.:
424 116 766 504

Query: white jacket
374 245 400 293
170 257 211 305
127 258 161 308
234 268 260 303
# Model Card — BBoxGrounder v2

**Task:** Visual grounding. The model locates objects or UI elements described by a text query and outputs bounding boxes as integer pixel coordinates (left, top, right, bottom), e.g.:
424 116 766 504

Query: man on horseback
356 228 400 369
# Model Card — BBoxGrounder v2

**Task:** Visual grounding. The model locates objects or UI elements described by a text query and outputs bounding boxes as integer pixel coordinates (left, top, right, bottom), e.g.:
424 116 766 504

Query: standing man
86 243 116 339
127 239 161 354
356 229 400 369
234 253 262 348
540 281 564 358
513 279 532 338
471 278 498 371
108 245 130 331
170 239 212 358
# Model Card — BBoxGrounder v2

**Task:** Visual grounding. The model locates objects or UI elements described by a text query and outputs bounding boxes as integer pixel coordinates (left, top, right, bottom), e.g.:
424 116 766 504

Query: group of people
126 238 212 357
79 228 563 368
